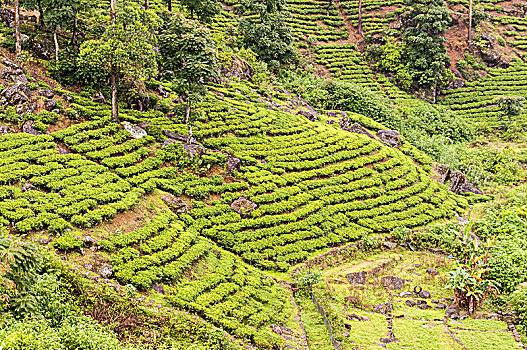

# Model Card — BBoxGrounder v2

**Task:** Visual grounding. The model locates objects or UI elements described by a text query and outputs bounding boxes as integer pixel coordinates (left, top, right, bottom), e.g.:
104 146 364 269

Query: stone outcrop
376 129 402 148
123 121 147 139
162 195 189 214
231 197 257 217
226 156 241 174
380 276 405 290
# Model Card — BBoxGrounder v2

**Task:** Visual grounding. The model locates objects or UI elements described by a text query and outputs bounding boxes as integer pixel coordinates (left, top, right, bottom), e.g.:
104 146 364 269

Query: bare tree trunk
14 0 20 55
468 0 473 42
38 0 44 29
168 0 172 11
53 31 59 63
186 98 192 144
144 0 149 10
110 0 119 122
71 5 78 48
358 0 363 36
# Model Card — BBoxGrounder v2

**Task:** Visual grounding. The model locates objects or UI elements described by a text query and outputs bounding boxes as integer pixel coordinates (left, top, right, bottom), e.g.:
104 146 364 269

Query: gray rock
418 302 432 310
340 120 376 140
296 109 318 122
374 303 390 314
83 236 95 246
435 303 447 310
1 58 18 69
377 130 402 148
162 138 176 147
399 292 414 298
153 284 165 295
123 121 147 139
437 164 451 184
163 130 196 144
419 290 431 299
448 170 467 194
99 264 113 278
347 313 361 321
58 146 69 155
183 143 207 157
1 82 32 106
32 34 55 60
21 183 37 192
482 49 502 67
22 121 40 135
92 92 107 104
226 156 241 174
346 271 367 285
45 98 57 111
426 268 439 277
446 305 460 319
162 195 189 214
231 197 257 217
157 85 169 99
381 276 405 290
481 33 495 42
0 125 9 135
383 241 397 250
39 89 55 98
405 300 417 307
452 79 465 89
62 93 74 103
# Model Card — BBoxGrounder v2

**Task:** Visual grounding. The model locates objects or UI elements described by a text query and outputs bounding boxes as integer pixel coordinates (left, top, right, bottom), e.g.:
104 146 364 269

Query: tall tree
238 0 295 69
358 0 363 36
403 0 450 92
14 0 21 55
179 0 221 23
468 0 473 42
159 13 218 142
78 0 159 122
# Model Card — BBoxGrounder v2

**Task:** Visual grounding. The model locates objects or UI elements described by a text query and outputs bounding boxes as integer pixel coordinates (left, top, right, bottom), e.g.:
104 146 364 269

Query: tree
180 0 221 23
238 0 295 69
14 0 21 55
468 0 473 42
494 95 526 126
403 0 451 92
358 0 363 36
159 13 218 142
78 0 159 122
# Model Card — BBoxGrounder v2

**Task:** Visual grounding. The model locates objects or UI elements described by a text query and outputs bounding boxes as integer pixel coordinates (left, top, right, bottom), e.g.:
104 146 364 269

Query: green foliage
180 0 221 23
0 106 20 124
296 271 322 294
50 232 83 251
403 0 451 89
511 289 527 337
493 95 526 126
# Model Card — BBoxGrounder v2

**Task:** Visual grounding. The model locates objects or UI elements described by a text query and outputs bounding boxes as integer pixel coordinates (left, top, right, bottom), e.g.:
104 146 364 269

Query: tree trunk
71 5 78 48
358 0 363 36
144 0 149 10
38 0 44 29
468 0 473 42
186 98 191 144
190 8 194 20
53 31 59 63
168 0 172 12
14 0 20 55
110 0 119 122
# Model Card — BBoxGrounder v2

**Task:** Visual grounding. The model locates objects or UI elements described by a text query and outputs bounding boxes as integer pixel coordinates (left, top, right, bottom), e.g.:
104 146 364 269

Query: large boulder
1 82 32 106
481 49 502 67
162 195 189 214
231 197 257 217
340 120 376 140
123 121 147 139
437 164 451 184
92 92 107 104
39 89 55 99
163 130 196 144
376 130 402 148
448 170 467 194
226 156 241 174
296 109 318 122
346 271 367 285
380 276 405 290
45 98 57 111
22 120 40 135
32 34 55 60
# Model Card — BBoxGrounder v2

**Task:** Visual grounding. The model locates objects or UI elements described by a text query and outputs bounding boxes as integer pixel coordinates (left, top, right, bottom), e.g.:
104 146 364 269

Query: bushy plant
51 232 83 251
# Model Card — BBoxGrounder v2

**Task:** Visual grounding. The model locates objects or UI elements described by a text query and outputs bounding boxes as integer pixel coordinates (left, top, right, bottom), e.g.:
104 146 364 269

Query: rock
183 143 207 157
437 164 451 184
90 246 98 252
39 89 55 99
344 295 361 306
123 121 147 139
340 120 376 140
446 305 460 319
157 85 169 99
342 332 350 338
1 58 18 69
296 109 318 122
153 284 165 295
1 82 32 106
448 170 468 194
451 79 465 89
361 316 371 322
0 68 10 80
45 98 57 111
83 236 95 246
162 138 176 148
21 183 37 192
163 130 196 144
99 264 113 278
418 302 432 310
419 290 431 299
347 313 361 321
481 33 495 42
230 197 257 217
10 70 28 84
482 49 502 67
346 271 367 285
406 300 417 307
374 303 390 314
58 146 69 155
226 156 242 174
0 125 9 135
328 111 337 118
62 93 74 103
32 34 55 60
162 195 189 214
426 268 439 277
22 121 40 135
326 120 335 125
462 182 484 195
92 92 107 104
381 276 405 290
399 292 414 298
383 241 397 250
376 129 402 148
435 303 447 310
